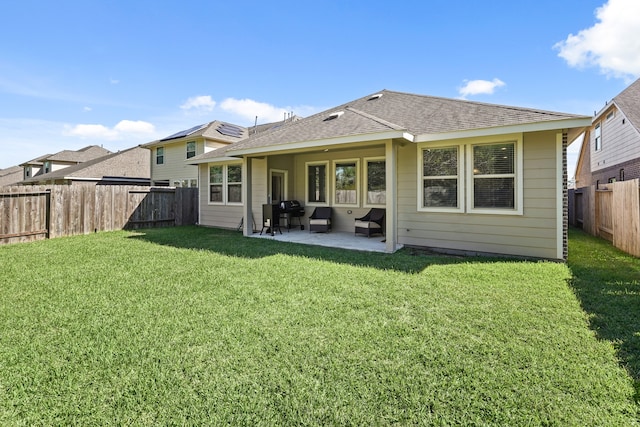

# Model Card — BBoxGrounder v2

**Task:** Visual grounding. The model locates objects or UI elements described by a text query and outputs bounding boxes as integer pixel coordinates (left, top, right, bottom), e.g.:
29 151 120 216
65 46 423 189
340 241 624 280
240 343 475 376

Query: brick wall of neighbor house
592 156 640 187
563 131 568 261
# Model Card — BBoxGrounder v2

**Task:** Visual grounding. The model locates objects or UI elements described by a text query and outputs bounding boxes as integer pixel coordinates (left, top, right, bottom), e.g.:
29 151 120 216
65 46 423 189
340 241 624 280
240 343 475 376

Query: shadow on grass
129 225 509 274
567 227 640 399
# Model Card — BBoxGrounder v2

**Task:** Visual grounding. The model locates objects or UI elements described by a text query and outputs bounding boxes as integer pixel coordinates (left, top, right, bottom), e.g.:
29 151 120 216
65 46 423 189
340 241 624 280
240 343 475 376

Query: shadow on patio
250 227 395 253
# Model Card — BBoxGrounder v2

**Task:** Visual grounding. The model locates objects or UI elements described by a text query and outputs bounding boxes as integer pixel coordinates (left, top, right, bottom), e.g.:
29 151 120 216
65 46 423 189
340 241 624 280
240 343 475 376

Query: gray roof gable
20 146 149 183
611 78 640 133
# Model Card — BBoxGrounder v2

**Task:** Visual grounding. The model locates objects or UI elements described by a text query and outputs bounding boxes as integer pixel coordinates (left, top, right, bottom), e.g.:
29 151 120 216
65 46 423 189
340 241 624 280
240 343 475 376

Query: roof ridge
345 106 405 131
381 89 580 117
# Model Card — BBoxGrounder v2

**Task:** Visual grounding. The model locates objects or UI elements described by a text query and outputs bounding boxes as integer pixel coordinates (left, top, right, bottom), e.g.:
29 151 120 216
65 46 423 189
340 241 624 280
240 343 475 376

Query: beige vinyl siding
150 140 202 184
204 141 228 153
251 158 267 231
198 163 243 229
592 106 640 172
398 130 560 259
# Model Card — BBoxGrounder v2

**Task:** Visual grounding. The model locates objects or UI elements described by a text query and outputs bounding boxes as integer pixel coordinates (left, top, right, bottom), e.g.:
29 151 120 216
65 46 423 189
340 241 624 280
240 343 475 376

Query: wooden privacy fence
569 179 640 257
0 185 198 245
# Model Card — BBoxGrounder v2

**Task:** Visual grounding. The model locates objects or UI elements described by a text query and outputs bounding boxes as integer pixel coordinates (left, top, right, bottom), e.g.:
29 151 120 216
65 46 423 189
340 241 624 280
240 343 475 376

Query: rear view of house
190 90 590 260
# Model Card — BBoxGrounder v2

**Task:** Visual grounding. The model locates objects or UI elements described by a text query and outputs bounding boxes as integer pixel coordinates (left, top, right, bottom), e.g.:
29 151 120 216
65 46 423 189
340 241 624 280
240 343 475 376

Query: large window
306 162 328 205
227 165 242 204
186 141 196 159
209 164 242 204
365 158 385 206
471 143 515 209
209 166 223 203
422 147 460 209
334 159 359 206
156 147 164 165
418 135 522 215
594 123 602 151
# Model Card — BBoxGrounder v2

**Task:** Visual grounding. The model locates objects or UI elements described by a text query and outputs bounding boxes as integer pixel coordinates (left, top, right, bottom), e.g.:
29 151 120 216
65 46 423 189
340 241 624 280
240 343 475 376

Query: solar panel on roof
160 123 207 141
217 123 244 138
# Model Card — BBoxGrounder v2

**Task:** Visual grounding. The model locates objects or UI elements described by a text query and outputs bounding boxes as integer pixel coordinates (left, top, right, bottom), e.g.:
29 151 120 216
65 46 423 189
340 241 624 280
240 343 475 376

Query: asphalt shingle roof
189 89 588 163
612 78 640 133
20 146 148 183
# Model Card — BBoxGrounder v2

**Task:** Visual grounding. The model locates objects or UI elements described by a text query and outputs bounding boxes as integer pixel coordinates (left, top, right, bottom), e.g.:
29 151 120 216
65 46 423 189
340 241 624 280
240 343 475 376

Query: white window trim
208 162 243 206
156 147 164 165
466 136 523 215
226 164 243 206
305 161 330 207
333 158 360 208
417 133 523 215
186 141 197 159
594 123 602 151
417 143 464 213
363 157 386 208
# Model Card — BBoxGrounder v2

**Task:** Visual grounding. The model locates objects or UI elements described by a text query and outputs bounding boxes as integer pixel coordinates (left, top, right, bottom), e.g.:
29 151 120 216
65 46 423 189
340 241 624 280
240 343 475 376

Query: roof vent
368 93 383 100
324 111 344 121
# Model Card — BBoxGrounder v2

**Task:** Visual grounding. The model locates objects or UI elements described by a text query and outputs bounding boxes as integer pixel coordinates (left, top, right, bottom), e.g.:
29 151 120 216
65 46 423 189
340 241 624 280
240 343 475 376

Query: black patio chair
355 208 385 237
309 207 332 233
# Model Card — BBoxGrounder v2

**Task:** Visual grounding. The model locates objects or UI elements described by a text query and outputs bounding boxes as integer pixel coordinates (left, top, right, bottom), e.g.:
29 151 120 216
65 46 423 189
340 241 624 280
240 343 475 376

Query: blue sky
1 0 639 180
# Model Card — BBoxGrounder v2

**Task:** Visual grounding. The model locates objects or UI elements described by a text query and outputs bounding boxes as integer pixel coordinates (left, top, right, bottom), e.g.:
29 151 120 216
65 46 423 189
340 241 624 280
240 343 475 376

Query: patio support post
243 157 253 236
385 140 398 252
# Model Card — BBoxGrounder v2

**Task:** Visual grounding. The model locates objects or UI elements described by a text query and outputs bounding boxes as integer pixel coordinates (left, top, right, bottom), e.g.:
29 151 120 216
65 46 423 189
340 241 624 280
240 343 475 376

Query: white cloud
83 106 92 112
554 0 640 80
458 78 506 99
110 78 120 85
180 95 216 112
113 120 155 134
220 98 291 123
64 120 155 140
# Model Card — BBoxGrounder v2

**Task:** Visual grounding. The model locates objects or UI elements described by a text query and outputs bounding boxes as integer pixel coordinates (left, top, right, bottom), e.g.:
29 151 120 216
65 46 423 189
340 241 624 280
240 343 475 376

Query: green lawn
0 226 637 425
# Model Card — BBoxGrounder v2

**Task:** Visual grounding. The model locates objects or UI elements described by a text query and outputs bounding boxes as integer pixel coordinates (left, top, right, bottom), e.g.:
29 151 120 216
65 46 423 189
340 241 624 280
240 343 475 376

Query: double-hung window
364 158 386 206
186 141 196 159
594 123 602 151
156 147 164 165
227 165 242 204
209 163 243 205
421 146 461 211
471 143 515 210
334 159 359 206
306 162 328 205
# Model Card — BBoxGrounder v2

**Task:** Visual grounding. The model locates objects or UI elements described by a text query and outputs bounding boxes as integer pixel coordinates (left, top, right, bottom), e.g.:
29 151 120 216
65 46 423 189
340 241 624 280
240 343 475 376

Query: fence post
45 189 51 239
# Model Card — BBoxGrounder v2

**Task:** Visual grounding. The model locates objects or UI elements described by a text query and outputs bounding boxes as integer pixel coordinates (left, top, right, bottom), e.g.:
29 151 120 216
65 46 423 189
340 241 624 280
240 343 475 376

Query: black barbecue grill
279 200 305 230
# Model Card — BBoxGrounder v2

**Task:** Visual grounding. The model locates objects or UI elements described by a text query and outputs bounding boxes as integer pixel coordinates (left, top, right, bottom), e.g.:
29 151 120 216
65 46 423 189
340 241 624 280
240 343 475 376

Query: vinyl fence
0 185 198 245
569 179 640 257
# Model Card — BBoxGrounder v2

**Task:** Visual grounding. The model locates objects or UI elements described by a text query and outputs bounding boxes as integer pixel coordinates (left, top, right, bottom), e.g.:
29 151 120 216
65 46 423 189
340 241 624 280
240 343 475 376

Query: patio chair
355 208 385 237
309 207 332 233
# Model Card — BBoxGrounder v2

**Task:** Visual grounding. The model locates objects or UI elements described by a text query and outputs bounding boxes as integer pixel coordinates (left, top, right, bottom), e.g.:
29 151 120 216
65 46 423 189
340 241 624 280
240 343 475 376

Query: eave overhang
414 117 592 143
226 130 414 157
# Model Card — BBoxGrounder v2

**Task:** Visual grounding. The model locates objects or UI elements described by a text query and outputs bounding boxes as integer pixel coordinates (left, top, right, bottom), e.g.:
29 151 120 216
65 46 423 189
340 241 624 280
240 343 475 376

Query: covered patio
249 228 394 253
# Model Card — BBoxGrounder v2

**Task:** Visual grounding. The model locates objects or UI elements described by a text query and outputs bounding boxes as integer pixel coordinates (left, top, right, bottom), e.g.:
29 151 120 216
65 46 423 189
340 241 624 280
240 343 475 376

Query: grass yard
0 226 637 425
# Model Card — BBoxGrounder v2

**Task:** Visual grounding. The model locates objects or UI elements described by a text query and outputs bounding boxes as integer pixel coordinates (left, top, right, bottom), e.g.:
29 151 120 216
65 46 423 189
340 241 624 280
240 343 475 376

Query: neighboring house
20 145 112 180
0 166 23 187
189 89 590 260
143 121 249 187
574 78 640 188
19 146 150 185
